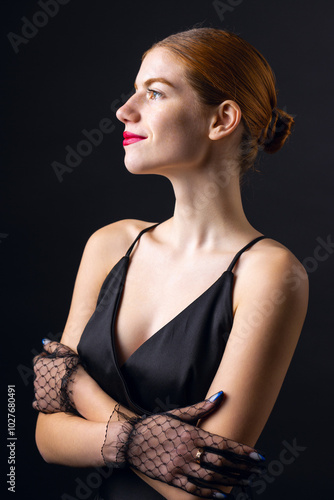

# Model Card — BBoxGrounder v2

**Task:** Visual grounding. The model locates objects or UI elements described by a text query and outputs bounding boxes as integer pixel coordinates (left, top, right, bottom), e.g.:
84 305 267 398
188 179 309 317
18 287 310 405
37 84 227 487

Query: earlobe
209 100 242 140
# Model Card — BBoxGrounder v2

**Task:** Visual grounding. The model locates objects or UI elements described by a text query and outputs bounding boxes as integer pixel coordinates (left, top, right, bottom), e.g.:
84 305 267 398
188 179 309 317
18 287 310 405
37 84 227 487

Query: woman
33 28 308 499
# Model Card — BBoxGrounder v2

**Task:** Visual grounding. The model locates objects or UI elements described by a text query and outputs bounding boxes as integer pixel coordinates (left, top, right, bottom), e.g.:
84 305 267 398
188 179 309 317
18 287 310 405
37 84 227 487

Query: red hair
144 28 294 173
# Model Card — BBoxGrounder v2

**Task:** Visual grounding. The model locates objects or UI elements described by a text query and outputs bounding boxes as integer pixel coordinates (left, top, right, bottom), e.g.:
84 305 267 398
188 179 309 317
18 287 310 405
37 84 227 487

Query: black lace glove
102 393 265 499
32 340 80 414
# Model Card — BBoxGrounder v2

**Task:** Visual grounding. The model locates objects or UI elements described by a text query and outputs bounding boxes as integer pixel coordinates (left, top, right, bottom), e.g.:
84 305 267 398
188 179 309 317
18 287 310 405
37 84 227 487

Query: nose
116 93 140 124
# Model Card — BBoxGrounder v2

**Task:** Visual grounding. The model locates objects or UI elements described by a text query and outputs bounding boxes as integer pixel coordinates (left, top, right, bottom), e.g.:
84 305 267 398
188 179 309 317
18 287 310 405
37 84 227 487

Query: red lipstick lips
123 131 147 146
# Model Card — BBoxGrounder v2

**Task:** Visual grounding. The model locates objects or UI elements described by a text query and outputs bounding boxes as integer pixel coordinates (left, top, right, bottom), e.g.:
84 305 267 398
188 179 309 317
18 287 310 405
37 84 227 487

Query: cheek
175 102 208 139
153 107 204 146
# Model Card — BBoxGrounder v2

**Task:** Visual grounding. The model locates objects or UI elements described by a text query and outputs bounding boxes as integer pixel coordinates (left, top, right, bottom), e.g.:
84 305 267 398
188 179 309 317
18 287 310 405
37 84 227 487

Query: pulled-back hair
144 28 294 174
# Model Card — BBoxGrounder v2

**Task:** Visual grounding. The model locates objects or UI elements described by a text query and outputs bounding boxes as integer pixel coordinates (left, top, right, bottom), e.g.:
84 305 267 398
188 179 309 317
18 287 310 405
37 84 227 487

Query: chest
78 254 235 413
114 252 233 366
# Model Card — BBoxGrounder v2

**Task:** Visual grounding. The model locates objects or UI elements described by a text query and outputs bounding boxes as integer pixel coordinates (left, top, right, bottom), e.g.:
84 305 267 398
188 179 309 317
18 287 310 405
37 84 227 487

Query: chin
124 157 163 176
124 160 152 175
124 155 186 177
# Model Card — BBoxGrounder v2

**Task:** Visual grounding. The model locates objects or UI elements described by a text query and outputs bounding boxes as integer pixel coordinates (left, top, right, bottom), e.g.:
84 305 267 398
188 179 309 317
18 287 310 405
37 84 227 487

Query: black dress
77 223 266 499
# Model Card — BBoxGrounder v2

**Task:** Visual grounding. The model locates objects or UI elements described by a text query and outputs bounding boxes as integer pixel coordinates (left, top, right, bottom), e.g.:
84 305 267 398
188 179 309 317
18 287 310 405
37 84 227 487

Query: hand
32 340 80 414
102 393 265 499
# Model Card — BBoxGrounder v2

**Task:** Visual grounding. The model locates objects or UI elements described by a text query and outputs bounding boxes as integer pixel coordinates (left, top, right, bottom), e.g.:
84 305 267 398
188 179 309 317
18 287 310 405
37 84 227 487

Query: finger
186 476 230 498
200 460 259 483
204 445 266 468
42 340 76 357
188 451 256 487
190 459 251 488
203 450 265 477
42 340 61 354
32 399 44 412
166 391 224 423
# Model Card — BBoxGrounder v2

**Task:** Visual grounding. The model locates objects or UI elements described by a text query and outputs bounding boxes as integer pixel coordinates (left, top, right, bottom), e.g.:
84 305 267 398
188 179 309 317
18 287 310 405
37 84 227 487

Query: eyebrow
134 77 175 89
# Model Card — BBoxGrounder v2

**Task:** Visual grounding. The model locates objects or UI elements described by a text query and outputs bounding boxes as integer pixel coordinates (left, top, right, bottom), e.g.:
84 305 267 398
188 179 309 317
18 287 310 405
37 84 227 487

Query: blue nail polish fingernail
249 451 266 461
213 492 227 499
209 391 224 402
42 338 51 345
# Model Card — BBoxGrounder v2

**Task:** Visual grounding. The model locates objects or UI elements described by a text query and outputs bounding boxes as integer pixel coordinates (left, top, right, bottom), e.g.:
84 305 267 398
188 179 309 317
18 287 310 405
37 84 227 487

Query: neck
164 162 256 251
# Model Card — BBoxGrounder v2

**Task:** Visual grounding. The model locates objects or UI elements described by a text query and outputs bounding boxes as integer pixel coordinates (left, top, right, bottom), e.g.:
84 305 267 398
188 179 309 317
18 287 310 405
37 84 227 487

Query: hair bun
259 108 295 154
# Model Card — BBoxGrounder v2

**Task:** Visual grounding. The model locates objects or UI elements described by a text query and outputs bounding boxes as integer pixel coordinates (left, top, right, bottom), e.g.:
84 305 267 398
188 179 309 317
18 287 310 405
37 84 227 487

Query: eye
146 88 163 100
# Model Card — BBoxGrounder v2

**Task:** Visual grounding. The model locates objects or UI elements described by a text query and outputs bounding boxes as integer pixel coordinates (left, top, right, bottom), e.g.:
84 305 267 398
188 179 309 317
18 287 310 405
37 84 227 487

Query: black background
1 1 333 499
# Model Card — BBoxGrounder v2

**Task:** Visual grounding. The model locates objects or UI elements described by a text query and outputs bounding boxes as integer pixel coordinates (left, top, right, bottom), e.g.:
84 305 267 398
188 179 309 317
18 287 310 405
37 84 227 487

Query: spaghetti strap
125 222 161 257
227 236 267 272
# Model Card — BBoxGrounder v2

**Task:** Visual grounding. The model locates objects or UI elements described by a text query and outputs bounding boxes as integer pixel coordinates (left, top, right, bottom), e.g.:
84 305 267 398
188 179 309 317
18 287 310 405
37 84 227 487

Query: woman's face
116 48 213 176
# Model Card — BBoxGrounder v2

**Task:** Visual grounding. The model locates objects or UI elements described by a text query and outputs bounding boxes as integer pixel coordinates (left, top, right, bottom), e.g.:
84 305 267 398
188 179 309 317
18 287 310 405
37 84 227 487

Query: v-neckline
112 256 232 369
109 227 266 371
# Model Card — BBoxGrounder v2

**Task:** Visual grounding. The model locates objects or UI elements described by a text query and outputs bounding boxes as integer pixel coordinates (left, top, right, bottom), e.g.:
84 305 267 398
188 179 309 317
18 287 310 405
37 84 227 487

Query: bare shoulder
61 219 157 349
201 238 309 448
84 219 157 274
234 237 309 312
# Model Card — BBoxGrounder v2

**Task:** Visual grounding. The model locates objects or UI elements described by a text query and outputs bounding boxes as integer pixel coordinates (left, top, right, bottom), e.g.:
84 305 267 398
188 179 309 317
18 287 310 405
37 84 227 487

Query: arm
130 245 309 499
34 235 308 499
36 412 106 466
199 245 308 446
34 347 262 499
35 221 142 458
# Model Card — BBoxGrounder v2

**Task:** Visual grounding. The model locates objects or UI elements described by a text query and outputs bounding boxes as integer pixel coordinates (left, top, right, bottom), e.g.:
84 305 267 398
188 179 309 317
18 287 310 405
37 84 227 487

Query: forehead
135 48 188 87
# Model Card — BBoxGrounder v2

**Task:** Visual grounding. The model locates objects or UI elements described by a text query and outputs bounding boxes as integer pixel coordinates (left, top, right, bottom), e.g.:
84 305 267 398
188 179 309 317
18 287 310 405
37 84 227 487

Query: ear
208 100 242 141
